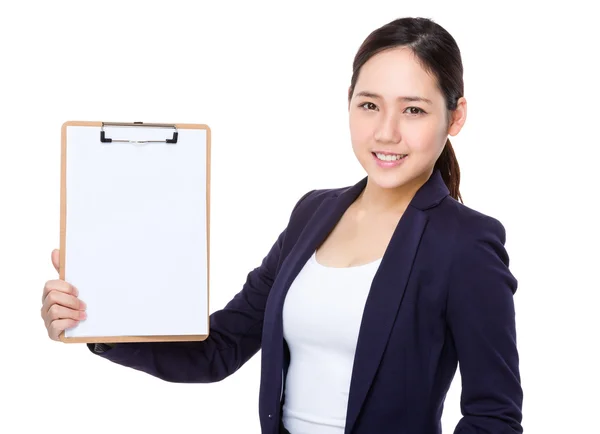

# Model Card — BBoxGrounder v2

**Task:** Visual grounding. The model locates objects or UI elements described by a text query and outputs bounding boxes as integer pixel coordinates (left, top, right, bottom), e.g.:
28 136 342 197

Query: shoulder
288 185 345 218
434 197 517 292
433 195 509 248
423 196 514 285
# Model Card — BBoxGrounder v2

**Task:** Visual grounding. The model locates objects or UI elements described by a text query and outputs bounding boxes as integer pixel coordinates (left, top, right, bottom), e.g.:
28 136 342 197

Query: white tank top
281 250 382 433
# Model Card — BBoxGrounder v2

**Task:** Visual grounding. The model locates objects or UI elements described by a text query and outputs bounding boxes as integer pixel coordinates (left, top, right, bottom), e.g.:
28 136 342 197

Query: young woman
41 17 523 434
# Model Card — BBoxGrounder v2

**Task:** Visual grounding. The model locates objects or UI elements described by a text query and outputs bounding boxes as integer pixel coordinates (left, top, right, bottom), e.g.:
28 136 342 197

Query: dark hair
348 17 464 203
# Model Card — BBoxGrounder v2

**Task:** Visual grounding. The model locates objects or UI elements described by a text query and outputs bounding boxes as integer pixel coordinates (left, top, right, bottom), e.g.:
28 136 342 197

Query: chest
315 210 401 268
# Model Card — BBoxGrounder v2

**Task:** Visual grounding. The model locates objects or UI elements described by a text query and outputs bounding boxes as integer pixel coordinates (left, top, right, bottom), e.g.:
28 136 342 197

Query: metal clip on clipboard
100 121 179 144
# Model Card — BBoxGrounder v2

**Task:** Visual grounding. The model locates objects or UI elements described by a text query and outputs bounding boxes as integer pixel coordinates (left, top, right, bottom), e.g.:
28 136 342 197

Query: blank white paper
64 125 208 338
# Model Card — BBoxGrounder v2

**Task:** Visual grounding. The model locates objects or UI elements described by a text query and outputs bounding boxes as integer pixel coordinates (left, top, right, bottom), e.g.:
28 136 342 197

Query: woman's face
348 46 465 190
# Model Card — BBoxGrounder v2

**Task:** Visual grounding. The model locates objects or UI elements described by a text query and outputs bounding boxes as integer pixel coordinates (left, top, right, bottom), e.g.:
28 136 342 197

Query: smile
373 152 407 162
371 152 408 168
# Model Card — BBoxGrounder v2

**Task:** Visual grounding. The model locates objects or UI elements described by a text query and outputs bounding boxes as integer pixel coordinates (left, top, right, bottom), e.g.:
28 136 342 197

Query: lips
371 151 408 168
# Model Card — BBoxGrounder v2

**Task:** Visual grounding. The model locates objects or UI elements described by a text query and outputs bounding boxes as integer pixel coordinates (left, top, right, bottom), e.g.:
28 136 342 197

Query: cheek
349 114 373 147
404 119 446 154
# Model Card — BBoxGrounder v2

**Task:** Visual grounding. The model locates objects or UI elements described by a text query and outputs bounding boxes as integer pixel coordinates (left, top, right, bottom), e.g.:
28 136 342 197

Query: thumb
51 249 60 274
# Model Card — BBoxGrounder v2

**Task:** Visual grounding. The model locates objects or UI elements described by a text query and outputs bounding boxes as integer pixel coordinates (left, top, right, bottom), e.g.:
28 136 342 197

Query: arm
88 190 315 383
448 217 523 433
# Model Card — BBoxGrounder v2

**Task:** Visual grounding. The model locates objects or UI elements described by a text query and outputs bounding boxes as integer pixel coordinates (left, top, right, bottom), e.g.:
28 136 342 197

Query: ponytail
434 138 462 203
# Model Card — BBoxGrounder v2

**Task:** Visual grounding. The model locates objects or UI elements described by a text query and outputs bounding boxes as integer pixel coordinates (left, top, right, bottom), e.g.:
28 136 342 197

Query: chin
366 163 432 191
357 151 435 191
368 172 413 190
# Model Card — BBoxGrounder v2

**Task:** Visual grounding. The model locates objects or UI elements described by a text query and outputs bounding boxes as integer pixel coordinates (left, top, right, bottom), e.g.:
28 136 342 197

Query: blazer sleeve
447 216 523 434
86 189 315 383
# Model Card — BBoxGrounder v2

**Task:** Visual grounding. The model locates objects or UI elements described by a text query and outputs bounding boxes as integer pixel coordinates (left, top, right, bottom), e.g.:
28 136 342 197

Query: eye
359 102 378 111
405 107 426 115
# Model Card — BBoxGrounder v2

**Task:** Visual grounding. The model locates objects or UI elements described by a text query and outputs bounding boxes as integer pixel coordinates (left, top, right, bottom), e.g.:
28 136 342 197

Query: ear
447 97 467 136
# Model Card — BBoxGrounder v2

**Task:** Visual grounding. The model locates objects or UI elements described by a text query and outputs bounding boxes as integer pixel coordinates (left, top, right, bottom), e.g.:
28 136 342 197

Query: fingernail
80 300 87 310
80 311 87 320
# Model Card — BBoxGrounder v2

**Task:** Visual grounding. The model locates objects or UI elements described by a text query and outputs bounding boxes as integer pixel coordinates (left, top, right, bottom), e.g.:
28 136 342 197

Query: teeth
375 152 406 161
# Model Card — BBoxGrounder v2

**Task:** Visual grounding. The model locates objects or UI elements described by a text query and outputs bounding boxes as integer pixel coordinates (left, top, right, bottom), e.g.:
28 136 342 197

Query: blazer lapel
343 206 428 433
344 170 449 433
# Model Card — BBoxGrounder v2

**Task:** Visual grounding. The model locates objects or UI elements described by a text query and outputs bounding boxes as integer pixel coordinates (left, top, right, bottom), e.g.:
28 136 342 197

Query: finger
42 290 86 317
45 303 87 326
48 318 79 341
42 279 78 304
51 249 60 274
43 303 85 330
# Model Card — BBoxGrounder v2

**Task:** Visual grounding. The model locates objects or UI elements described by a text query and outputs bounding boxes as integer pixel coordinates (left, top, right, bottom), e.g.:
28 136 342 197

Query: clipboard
58 121 211 343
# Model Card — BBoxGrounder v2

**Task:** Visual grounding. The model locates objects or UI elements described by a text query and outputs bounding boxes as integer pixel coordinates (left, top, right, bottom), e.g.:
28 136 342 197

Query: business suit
89 169 523 433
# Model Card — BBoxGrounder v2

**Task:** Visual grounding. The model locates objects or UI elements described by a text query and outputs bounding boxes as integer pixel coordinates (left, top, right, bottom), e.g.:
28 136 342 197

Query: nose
373 112 401 144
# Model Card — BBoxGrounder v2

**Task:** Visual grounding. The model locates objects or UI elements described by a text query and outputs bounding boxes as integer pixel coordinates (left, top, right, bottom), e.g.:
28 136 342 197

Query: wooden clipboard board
59 121 211 343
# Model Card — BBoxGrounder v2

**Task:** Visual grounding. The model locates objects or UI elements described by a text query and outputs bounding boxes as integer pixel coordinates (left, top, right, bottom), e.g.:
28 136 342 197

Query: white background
1 1 598 433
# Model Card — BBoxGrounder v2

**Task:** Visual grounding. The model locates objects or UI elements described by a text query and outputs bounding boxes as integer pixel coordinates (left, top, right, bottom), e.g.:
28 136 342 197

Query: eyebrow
354 91 433 105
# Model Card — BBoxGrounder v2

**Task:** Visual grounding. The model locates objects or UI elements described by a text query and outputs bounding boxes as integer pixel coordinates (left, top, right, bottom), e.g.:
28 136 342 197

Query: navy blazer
89 169 523 433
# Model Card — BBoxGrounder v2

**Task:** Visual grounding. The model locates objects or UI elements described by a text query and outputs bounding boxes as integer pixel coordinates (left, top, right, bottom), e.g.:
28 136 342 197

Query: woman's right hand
41 249 87 341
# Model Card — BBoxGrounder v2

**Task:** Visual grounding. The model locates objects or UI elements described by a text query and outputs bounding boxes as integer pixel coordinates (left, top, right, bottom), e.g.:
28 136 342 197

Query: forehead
355 47 441 100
